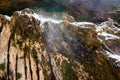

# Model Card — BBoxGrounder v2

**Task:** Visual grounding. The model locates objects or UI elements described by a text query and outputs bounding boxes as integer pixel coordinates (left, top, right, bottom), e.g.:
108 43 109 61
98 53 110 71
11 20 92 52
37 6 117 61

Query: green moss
67 48 72 54
81 52 117 80
62 60 78 80
39 60 46 67
16 72 22 79
0 63 5 71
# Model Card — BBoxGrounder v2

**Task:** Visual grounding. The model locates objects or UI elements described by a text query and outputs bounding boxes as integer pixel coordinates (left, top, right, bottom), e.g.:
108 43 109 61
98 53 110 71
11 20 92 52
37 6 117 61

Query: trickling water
43 20 71 54
35 9 120 67
36 11 80 56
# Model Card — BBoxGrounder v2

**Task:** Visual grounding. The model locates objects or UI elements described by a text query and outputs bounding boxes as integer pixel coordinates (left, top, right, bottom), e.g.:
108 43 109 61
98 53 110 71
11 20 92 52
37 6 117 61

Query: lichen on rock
0 8 120 80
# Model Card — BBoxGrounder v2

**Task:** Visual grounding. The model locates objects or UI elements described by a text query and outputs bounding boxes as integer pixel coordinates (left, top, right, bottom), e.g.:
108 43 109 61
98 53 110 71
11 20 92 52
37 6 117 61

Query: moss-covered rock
62 60 78 80
16 72 22 79
63 22 120 80
0 8 120 80
0 63 5 71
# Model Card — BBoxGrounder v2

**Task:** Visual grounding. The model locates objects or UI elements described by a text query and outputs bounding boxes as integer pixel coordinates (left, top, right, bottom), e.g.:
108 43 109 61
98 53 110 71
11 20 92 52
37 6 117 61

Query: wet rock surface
0 8 120 80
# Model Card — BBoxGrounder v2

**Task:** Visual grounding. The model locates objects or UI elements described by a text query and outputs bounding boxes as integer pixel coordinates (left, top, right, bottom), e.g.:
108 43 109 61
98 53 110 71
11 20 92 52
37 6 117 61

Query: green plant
62 60 78 80
0 63 5 71
16 72 22 79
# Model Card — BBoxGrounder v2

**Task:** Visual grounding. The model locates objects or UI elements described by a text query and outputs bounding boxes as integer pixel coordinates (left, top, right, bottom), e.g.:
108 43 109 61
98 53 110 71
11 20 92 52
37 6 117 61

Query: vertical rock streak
0 8 120 80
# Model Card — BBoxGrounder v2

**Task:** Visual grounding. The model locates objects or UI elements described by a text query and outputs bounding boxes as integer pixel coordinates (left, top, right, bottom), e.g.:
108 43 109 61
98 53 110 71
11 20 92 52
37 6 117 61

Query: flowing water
34 10 120 67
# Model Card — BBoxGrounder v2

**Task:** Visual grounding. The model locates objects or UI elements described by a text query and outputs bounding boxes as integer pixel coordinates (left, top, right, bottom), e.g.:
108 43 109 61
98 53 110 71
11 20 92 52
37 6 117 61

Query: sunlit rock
0 8 120 80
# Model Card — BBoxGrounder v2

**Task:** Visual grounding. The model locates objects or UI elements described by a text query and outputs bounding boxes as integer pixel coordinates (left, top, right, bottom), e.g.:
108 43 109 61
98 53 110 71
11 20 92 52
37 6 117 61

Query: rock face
0 8 120 80
67 0 120 21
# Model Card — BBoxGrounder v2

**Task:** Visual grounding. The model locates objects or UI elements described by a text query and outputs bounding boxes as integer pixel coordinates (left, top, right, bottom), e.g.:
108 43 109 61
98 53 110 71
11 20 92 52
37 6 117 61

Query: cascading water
42 19 76 55
36 11 84 60
35 9 120 67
